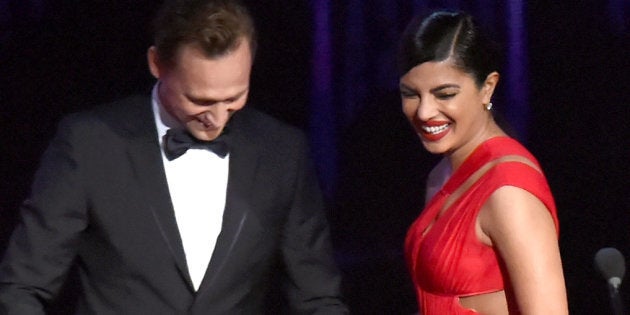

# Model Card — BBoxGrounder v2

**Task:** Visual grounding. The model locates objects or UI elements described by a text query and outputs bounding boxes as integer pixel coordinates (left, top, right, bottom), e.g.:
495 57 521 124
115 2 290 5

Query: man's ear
147 46 161 79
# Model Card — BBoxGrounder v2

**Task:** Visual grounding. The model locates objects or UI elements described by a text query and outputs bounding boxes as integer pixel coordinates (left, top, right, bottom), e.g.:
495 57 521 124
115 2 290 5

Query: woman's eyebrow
430 84 460 93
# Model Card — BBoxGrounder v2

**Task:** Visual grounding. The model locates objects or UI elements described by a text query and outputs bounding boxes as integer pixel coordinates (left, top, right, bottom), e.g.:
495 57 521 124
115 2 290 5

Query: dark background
1 1 628 314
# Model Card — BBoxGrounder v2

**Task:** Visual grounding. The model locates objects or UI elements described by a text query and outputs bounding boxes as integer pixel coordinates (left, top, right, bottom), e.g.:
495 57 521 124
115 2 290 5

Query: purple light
506 0 530 141
310 0 338 196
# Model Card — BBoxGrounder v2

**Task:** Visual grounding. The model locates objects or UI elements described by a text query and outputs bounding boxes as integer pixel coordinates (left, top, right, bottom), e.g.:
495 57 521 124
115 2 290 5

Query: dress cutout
405 137 559 314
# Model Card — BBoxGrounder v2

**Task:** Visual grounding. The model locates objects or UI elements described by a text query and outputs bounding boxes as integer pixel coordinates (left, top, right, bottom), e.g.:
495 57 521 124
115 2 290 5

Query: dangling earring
485 102 493 110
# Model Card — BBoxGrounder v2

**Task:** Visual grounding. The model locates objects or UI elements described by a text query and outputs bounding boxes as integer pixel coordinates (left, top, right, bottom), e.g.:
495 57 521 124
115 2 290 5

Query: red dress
405 137 559 314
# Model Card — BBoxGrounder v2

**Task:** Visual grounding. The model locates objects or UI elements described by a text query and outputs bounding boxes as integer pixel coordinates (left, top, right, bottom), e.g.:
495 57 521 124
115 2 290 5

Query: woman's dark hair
397 11 500 87
152 0 257 66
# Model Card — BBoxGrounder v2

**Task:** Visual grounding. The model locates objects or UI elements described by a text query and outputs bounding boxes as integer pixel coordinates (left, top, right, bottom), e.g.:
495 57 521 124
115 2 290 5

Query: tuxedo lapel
121 97 194 289
196 111 260 293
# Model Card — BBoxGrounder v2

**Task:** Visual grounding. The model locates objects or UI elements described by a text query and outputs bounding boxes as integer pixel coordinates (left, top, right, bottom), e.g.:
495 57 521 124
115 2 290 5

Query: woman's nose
416 98 437 121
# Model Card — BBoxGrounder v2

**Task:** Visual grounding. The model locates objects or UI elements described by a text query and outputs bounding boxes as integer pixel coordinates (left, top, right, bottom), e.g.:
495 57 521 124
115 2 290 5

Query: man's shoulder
63 94 150 119
65 94 151 116
233 106 305 139
57 94 153 137
91 94 152 119
229 107 310 158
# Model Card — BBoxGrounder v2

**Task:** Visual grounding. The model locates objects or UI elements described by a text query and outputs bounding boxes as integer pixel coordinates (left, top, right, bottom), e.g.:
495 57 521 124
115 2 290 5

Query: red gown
405 137 559 314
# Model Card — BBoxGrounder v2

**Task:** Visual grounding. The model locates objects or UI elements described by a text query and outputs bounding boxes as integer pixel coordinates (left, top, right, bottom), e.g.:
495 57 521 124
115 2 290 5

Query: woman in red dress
399 11 568 314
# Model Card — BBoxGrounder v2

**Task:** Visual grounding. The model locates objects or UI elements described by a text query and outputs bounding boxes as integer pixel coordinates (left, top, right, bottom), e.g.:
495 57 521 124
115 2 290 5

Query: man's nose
201 108 228 124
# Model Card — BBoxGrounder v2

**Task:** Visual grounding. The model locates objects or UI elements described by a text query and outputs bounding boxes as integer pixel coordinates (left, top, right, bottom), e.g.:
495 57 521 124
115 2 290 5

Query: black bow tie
163 128 230 160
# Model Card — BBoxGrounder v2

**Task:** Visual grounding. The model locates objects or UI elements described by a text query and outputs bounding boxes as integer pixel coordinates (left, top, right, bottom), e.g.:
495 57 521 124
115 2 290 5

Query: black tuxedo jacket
0 96 347 314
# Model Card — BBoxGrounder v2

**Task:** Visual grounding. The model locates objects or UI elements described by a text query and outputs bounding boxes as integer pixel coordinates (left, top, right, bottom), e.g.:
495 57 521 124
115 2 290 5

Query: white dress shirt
151 84 229 291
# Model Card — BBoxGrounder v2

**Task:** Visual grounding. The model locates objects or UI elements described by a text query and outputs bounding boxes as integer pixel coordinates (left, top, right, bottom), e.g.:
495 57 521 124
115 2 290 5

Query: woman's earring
485 102 493 110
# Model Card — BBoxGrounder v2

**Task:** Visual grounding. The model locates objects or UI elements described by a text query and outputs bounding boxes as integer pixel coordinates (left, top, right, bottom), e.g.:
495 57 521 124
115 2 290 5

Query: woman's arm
478 185 568 314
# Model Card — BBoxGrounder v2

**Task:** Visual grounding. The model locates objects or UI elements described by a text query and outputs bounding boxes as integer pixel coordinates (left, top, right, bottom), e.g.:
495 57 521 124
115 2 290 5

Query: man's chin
189 129 221 142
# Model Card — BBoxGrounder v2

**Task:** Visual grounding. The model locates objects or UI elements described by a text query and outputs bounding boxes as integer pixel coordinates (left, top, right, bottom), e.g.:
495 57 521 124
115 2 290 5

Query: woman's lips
419 121 450 142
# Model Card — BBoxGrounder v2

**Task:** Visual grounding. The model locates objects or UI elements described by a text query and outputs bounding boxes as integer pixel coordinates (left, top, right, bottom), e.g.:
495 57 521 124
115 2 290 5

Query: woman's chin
421 141 448 155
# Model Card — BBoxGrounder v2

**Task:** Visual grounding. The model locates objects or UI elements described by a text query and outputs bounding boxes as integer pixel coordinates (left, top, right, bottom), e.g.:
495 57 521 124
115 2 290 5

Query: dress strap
438 154 542 217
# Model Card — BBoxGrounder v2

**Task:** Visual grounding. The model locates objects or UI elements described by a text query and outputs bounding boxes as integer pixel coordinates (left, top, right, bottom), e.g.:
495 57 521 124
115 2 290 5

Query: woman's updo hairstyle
398 11 500 88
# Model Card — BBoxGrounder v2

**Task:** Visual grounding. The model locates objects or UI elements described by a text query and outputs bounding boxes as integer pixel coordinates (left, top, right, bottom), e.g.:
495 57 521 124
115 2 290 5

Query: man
0 0 348 313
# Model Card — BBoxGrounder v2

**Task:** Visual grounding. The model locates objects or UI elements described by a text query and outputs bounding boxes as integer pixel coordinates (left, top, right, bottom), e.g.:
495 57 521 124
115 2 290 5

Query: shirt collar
151 82 182 145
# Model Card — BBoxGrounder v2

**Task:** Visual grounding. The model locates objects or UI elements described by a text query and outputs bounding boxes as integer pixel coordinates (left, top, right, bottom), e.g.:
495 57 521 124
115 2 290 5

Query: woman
399 11 568 314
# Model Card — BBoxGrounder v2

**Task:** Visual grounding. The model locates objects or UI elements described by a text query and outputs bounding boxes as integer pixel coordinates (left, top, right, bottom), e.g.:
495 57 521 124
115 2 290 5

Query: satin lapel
197 117 260 293
124 99 193 288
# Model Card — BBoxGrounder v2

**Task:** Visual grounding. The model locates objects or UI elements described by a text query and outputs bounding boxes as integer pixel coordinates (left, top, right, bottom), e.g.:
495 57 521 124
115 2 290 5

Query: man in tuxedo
0 0 348 313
